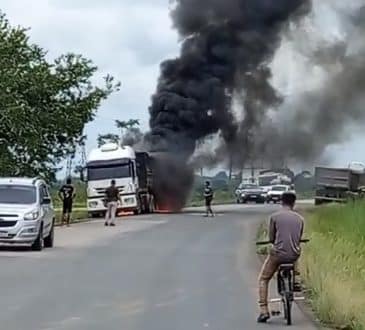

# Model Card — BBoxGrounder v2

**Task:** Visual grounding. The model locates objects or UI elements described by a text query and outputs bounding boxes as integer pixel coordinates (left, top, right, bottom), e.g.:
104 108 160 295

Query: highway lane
0 204 317 330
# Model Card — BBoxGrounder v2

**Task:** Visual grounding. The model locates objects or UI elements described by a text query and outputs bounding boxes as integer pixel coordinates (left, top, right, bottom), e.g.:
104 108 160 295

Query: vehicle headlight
24 210 40 221
87 188 96 196
89 201 98 208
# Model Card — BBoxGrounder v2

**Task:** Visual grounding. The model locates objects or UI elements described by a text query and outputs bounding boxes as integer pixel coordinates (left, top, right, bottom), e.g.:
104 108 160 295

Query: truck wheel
44 220 54 248
32 224 44 251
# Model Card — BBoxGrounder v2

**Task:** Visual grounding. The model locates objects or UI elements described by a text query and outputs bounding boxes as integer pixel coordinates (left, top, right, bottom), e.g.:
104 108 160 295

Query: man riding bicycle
257 192 304 323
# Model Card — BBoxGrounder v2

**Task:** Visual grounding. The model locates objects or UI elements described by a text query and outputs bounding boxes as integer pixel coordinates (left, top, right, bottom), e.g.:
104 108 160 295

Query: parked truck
84 143 156 217
314 163 365 205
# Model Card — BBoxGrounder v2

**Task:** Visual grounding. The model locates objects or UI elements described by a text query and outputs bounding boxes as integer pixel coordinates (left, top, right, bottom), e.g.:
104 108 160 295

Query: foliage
97 133 120 147
0 13 119 181
97 118 143 147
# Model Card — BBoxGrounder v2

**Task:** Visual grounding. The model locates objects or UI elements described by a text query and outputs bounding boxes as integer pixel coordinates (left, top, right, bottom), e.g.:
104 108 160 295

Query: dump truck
314 163 365 205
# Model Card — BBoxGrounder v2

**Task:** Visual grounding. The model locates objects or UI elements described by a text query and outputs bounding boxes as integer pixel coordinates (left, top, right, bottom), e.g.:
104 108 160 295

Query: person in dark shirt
257 192 304 323
59 177 76 227
104 180 121 227
203 181 214 217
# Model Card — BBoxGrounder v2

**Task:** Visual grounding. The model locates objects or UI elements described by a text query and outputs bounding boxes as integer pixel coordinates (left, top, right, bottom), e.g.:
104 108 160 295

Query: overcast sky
2 0 365 174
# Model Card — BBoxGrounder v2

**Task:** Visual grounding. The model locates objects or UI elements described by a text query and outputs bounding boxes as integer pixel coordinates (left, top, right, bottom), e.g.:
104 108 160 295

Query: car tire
31 224 44 251
44 220 54 248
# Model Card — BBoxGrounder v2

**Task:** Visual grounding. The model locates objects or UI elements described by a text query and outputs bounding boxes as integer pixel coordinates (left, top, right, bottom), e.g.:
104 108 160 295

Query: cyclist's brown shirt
268 208 304 262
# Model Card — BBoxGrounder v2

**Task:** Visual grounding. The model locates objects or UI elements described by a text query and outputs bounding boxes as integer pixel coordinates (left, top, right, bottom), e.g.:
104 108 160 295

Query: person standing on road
257 192 304 323
104 180 121 227
203 181 214 217
59 177 76 227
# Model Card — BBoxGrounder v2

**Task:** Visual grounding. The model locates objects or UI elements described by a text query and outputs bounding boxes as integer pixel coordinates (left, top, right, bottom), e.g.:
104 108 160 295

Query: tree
97 133 120 147
0 13 120 181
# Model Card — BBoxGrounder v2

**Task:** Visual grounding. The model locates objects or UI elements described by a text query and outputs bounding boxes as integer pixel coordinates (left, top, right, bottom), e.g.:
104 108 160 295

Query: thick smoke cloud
147 0 310 156
145 0 310 209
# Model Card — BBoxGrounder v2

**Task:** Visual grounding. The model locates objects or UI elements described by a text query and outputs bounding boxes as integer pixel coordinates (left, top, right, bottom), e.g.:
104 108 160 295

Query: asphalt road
0 204 317 330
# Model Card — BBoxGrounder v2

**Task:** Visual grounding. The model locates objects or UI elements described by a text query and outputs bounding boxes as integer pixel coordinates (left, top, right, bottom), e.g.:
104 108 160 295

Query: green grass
54 209 88 225
256 222 270 255
301 202 365 329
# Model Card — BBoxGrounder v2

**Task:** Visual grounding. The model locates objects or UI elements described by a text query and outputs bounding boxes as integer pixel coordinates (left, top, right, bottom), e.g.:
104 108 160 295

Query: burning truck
84 143 192 217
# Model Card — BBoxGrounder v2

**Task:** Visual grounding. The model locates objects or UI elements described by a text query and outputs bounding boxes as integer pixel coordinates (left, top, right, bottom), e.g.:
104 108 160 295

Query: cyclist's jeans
258 255 299 314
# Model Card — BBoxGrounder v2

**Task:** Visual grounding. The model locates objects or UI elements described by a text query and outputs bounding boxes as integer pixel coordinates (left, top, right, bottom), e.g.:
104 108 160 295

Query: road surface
0 204 318 330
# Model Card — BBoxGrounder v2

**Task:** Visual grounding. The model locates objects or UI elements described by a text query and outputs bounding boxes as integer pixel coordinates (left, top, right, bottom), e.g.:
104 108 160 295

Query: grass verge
188 190 234 207
301 202 365 330
54 209 88 226
256 202 365 329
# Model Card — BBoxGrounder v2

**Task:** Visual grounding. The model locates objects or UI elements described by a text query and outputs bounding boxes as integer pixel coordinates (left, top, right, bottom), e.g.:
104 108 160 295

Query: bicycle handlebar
256 239 310 246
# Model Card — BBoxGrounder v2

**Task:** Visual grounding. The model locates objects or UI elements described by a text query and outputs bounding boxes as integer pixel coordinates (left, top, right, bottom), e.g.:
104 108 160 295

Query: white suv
0 178 55 251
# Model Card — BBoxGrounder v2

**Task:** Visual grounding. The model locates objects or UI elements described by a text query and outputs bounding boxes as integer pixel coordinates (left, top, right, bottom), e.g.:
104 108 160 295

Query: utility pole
66 155 72 179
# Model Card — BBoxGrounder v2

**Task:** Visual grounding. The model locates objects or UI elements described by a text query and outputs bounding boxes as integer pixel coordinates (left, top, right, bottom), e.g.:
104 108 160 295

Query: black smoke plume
145 0 311 209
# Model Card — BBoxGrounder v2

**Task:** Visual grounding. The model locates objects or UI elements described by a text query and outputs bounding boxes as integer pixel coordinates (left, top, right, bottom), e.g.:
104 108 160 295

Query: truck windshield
88 164 132 181
272 186 287 191
259 176 277 186
0 185 37 204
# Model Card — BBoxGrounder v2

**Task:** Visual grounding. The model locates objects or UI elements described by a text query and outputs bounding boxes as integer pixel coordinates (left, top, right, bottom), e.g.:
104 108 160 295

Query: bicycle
256 239 310 326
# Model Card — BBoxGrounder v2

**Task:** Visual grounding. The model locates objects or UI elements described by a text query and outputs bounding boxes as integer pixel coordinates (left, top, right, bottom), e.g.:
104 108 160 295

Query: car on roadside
267 184 296 204
236 184 267 204
0 178 55 251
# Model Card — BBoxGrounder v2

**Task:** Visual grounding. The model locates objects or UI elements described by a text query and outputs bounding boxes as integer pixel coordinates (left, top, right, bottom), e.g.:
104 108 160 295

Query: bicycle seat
278 264 294 271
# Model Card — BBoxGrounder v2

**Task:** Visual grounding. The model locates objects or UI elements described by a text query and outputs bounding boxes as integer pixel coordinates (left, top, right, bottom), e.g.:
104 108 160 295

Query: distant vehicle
0 177 55 251
236 184 267 204
84 143 156 217
314 165 365 205
267 185 295 204
258 172 292 192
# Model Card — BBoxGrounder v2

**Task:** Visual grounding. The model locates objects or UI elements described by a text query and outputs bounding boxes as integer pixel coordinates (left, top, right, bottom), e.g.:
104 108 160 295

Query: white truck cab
0 177 55 250
86 143 140 217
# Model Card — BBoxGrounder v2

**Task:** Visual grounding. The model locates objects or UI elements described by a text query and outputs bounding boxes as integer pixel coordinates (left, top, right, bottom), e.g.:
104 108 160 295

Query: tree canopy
0 13 120 181
98 118 142 147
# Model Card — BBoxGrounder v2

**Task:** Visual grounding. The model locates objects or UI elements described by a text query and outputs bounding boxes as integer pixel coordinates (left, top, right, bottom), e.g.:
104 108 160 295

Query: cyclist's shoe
257 313 270 323
294 282 302 292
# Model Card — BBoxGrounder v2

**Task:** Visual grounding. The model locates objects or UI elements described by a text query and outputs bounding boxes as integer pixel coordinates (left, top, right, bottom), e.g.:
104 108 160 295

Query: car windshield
272 186 287 191
88 164 132 181
240 184 258 189
0 185 37 204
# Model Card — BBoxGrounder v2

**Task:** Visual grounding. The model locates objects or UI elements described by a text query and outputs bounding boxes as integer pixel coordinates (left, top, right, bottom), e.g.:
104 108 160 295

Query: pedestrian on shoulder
59 177 76 227
204 181 214 217
104 180 121 227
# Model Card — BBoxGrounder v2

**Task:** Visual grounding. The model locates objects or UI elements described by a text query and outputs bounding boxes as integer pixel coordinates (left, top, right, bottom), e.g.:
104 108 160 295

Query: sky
1 0 178 152
2 0 365 175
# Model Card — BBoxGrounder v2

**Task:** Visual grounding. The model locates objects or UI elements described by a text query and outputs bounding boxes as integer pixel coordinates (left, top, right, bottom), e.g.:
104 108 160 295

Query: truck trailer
314 164 365 205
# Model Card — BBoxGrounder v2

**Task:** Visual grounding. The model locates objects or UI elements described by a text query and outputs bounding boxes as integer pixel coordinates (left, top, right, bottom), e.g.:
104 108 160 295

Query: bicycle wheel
284 292 292 325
